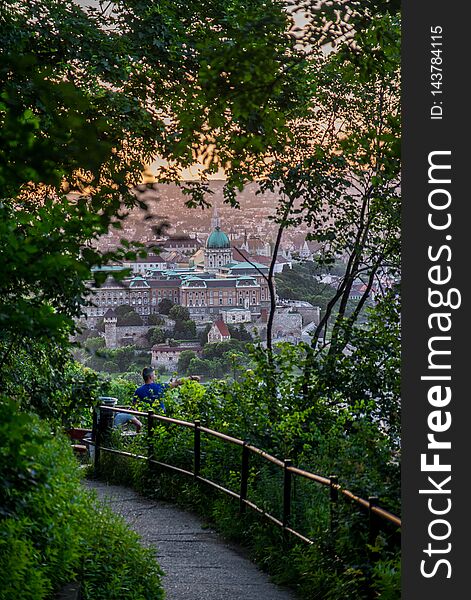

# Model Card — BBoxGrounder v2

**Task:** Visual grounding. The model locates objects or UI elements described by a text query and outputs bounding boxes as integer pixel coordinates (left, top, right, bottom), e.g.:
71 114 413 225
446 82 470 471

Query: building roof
236 277 258 287
244 238 267 252
180 277 257 289
160 250 189 264
152 344 202 353
280 300 315 308
305 240 323 253
206 226 231 249
91 265 129 272
124 255 167 264
245 254 290 266
129 276 150 288
162 236 202 249
183 278 208 288
213 320 230 337
148 279 181 289
220 262 269 279
99 276 128 289
224 261 269 271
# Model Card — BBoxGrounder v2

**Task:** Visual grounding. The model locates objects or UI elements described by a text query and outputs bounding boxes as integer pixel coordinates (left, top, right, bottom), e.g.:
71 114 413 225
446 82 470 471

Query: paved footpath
85 479 298 600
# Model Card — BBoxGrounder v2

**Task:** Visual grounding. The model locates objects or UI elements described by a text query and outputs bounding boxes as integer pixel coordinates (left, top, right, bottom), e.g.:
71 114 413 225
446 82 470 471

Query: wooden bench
67 428 92 455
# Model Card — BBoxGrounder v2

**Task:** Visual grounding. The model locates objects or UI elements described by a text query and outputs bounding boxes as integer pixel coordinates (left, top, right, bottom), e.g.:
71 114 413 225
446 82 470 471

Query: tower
104 309 118 349
211 205 221 230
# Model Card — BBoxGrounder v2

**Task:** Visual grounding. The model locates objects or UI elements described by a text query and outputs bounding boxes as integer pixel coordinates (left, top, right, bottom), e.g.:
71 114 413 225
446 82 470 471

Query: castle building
161 235 202 254
149 279 181 309
128 276 151 315
179 275 262 319
84 213 272 325
122 254 168 275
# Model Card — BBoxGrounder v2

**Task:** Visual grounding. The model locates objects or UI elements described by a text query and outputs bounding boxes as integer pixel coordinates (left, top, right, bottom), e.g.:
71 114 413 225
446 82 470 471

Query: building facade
151 344 201 370
207 320 231 343
84 222 273 325
220 308 252 324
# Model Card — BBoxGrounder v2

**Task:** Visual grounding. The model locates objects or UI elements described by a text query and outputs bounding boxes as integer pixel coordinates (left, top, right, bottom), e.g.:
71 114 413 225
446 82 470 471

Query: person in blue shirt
133 367 199 411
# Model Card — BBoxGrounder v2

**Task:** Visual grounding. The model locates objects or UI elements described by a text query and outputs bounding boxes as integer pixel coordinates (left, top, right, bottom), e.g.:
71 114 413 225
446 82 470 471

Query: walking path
85 480 297 600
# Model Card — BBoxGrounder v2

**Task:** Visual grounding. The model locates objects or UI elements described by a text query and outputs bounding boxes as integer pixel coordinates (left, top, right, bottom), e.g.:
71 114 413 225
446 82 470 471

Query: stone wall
272 311 303 339
102 324 152 348
248 309 303 343
296 306 321 326
115 325 150 348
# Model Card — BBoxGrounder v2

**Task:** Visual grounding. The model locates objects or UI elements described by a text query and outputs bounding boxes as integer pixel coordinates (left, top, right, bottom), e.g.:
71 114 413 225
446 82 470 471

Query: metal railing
92 405 401 547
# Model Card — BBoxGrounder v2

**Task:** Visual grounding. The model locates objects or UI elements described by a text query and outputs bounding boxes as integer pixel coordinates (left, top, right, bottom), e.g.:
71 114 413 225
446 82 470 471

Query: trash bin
97 396 118 439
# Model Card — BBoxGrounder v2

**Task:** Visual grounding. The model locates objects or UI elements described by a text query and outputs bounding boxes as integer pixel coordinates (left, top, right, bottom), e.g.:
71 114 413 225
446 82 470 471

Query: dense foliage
176 340 252 379
0 0 303 382
76 338 150 375
275 262 355 319
0 398 164 600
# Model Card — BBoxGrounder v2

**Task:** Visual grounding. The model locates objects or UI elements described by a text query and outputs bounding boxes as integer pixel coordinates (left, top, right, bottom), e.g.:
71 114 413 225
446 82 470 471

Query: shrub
116 308 143 326
147 327 167 346
102 376 137 405
148 314 164 326
168 305 190 322
157 298 174 315
0 398 164 600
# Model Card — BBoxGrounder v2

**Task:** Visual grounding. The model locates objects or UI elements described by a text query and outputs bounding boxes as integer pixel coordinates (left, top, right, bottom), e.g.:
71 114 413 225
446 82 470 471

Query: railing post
98 397 117 442
367 496 381 599
329 475 339 536
93 405 101 477
147 410 155 474
194 420 201 478
94 399 116 477
283 458 292 544
239 442 249 514
368 496 380 548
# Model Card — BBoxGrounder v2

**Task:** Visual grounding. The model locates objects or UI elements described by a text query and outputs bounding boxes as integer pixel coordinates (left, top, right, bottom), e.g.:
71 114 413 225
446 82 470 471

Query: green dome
206 226 230 249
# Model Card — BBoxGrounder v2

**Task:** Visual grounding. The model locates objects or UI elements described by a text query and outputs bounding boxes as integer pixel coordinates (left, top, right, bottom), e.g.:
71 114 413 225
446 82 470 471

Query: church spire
211 204 221 230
